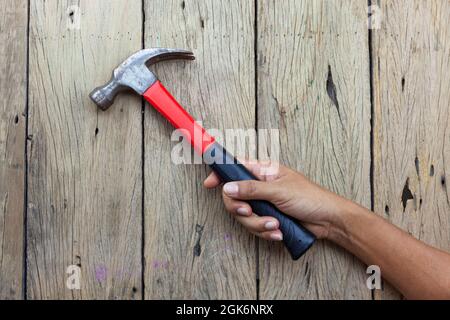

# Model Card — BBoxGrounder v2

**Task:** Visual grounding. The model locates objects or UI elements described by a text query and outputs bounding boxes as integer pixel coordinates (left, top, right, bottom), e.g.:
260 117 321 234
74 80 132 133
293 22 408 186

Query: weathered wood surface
27 0 142 299
373 0 450 299
257 0 372 299
0 0 27 299
1 0 450 300
143 0 256 299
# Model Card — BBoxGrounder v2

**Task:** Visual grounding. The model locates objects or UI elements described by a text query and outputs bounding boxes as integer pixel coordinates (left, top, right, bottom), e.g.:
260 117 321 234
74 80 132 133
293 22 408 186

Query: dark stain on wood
75 255 81 267
441 175 446 188
401 77 405 92
401 178 414 212
326 65 341 121
193 224 204 257
181 1 185 10
68 9 74 23
200 18 205 28
385 205 390 216
305 262 311 287
429 165 434 176
415 156 419 176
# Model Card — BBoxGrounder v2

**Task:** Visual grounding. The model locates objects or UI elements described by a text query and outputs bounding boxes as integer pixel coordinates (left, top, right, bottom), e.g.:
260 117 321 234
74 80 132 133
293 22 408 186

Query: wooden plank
143 0 256 299
0 0 27 299
27 0 142 299
373 0 450 299
258 0 372 299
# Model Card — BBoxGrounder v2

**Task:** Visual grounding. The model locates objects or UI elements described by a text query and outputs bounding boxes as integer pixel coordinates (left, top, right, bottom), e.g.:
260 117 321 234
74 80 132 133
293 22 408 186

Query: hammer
89 48 315 260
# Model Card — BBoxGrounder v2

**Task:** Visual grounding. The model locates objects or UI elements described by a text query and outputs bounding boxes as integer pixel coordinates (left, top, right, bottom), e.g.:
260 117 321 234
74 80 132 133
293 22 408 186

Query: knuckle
245 180 258 196
261 233 272 241
222 191 233 203
225 206 235 215
222 197 234 211
224 201 235 212
250 230 260 238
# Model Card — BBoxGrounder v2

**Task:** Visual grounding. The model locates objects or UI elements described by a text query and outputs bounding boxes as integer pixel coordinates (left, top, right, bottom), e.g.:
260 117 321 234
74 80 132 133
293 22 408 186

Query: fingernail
223 182 238 195
270 233 283 241
264 221 278 230
237 207 249 216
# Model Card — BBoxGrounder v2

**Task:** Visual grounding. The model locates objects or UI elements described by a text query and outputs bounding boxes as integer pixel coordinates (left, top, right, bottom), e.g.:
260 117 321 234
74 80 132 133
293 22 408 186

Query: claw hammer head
89 48 195 110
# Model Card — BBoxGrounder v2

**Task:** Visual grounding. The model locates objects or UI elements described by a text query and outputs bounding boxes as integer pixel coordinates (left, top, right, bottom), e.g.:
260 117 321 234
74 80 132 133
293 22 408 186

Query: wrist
326 197 372 246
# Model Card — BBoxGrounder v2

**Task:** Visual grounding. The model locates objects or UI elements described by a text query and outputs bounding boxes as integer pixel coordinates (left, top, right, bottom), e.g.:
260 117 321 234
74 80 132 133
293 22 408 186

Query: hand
204 160 350 241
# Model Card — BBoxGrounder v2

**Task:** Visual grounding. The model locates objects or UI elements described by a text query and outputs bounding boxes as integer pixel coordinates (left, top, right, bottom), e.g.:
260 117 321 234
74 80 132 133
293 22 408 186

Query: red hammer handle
143 81 215 154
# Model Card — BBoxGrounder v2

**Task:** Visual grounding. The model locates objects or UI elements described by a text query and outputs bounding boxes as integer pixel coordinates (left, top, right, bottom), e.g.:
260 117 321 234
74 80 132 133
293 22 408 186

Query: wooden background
0 0 449 299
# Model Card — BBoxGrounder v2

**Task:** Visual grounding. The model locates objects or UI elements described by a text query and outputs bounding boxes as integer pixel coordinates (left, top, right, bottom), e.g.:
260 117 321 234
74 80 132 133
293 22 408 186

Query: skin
204 160 450 300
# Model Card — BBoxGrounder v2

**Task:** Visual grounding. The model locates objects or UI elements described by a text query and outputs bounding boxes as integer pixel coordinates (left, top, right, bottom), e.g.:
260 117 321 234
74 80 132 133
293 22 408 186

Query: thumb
223 180 278 201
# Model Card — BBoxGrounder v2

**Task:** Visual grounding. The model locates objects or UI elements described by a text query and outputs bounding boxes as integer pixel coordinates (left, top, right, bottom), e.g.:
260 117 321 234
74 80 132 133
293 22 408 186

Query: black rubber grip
205 142 315 260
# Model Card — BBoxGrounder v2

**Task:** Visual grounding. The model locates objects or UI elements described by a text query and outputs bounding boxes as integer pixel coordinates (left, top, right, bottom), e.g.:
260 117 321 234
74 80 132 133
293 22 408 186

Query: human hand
204 160 351 241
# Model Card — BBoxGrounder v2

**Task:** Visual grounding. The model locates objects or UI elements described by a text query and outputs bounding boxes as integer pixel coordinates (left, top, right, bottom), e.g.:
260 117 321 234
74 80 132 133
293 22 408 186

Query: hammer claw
147 51 195 65
127 48 194 66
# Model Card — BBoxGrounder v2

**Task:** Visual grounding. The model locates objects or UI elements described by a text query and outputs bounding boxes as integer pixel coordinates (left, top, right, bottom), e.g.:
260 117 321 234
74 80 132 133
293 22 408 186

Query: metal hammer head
89 48 195 110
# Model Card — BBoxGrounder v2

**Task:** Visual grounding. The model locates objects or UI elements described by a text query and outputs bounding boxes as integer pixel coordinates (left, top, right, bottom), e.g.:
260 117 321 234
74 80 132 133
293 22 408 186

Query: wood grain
257 0 372 299
0 0 27 299
143 0 256 299
1 0 446 301
373 0 450 299
27 0 142 299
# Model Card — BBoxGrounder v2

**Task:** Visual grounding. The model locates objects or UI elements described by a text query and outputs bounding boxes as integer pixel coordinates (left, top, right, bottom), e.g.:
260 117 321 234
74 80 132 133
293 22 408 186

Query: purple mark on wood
152 260 169 269
95 265 107 282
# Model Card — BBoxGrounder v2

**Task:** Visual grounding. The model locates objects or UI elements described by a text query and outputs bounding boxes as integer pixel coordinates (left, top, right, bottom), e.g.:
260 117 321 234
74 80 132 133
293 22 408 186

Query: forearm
328 200 450 299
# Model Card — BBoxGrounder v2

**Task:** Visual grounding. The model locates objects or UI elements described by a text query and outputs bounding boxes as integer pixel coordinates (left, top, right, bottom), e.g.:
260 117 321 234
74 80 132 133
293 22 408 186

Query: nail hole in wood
401 178 414 212
75 255 81 267
326 65 341 122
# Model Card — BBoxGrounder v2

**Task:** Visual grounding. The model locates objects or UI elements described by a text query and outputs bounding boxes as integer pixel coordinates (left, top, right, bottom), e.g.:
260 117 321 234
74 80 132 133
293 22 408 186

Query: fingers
258 230 283 241
222 180 278 201
235 213 283 241
203 159 287 242
222 192 282 241
222 193 252 217
203 171 221 188
238 159 282 181
203 159 285 188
